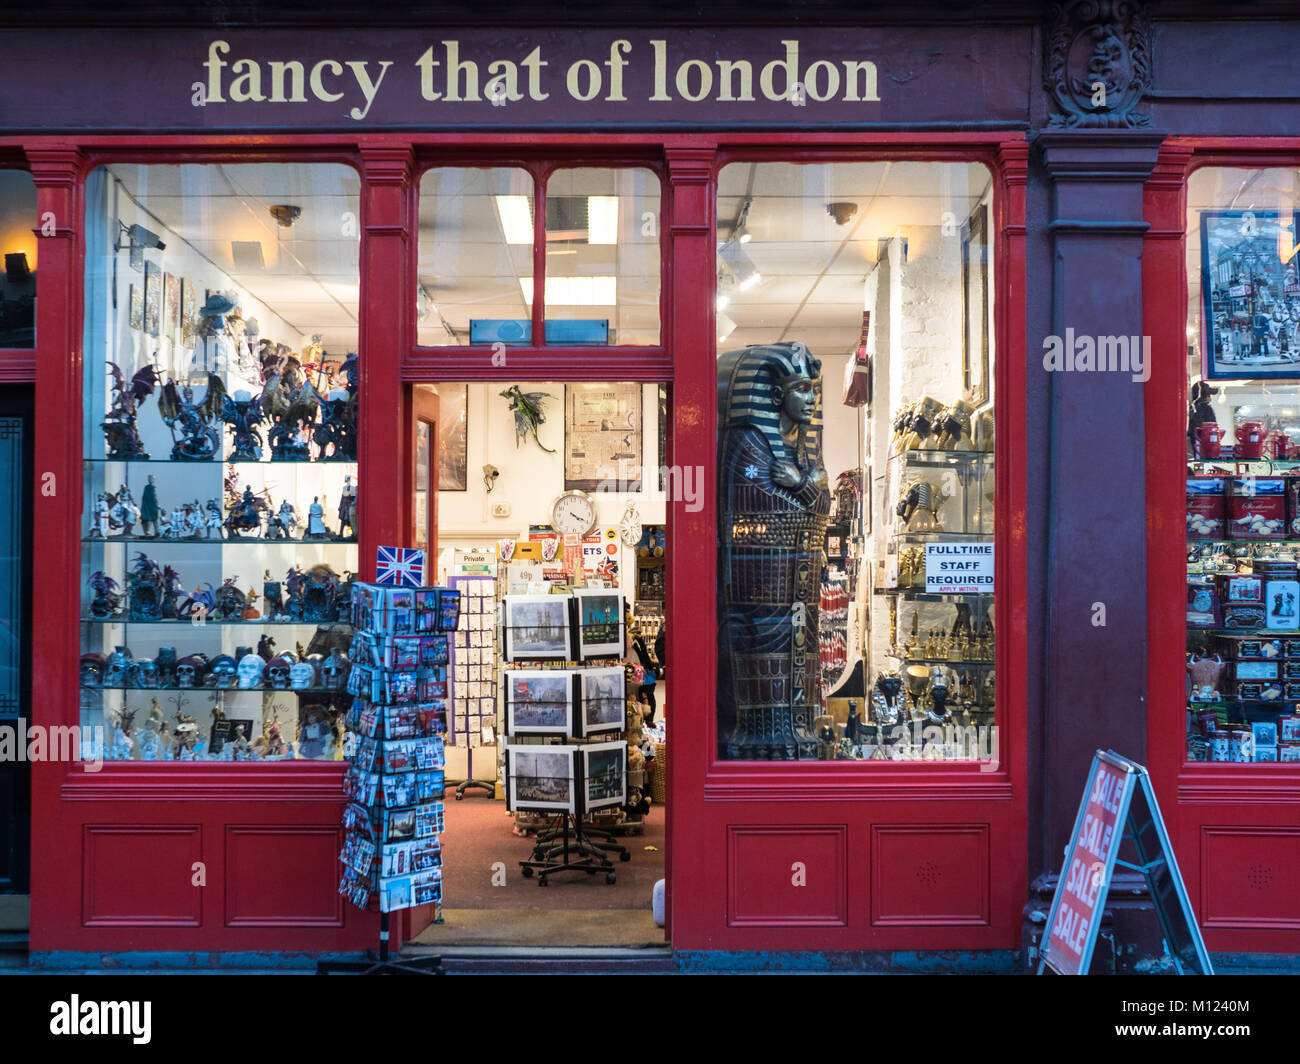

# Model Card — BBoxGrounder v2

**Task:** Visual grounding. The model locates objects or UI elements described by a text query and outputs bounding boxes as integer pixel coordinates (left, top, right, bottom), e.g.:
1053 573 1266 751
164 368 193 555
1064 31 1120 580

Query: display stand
519 784 618 887
316 911 444 975
329 577 456 974
449 572 497 799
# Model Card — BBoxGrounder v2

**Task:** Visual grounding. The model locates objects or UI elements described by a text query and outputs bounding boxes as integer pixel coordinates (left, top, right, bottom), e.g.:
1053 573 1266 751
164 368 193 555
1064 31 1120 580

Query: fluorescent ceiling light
495 195 534 245
716 292 730 311
718 238 761 291
717 312 737 343
587 196 619 245
738 271 762 292
520 276 617 306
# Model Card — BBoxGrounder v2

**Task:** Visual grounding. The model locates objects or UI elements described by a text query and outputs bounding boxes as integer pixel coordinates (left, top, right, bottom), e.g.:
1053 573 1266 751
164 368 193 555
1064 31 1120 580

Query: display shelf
1188 627 1300 636
81 617 353 626
82 684 348 695
897 531 995 542
83 536 357 545
874 588 993 601
889 448 993 466
84 457 357 467
886 653 995 667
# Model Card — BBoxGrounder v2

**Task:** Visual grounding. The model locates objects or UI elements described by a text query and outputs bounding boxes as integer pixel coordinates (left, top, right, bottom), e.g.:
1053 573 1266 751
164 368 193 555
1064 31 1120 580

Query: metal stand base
455 778 496 799
520 813 618 887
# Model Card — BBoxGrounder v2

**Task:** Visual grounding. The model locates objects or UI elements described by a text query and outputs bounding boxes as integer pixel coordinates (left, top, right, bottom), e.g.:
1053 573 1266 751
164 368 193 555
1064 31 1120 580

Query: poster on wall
163 272 181 347
582 527 620 585
962 202 990 406
143 261 161 338
564 383 641 491
180 278 198 346
438 382 468 491
128 284 143 330
1201 210 1300 379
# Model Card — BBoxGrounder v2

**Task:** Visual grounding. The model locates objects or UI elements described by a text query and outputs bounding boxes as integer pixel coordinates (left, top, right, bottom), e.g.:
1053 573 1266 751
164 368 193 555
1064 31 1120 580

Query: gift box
1187 478 1226 540
1267 579 1300 630
1187 579 1222 628
1228 477 1288 540
1217 574 1266 628
1233 636 1283 660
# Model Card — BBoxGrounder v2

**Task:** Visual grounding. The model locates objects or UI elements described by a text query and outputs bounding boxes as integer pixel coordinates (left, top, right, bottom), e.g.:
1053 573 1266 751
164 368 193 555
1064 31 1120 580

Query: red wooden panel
225 826 345 927
727 825 847 927
1200 826 1300 930
870 824 989 927
83 825 201 926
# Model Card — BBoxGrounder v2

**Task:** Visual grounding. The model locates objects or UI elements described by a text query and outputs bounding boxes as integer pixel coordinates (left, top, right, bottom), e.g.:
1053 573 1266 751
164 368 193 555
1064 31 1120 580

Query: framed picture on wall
128 284 143 331
163 272 180 347
437 381 468 491
143 261 161 338
1200 209 1300 379
962 202 990 406
564 382 641 491
180 278 198 346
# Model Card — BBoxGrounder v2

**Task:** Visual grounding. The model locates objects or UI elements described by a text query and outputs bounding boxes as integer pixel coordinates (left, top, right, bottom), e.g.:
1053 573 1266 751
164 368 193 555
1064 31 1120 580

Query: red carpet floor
440 795 666 910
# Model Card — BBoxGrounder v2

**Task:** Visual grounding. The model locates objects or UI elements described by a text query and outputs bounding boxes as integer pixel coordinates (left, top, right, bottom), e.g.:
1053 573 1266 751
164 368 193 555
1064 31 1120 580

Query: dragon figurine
500 385 556 453
102 361 160 459
157 373 226 461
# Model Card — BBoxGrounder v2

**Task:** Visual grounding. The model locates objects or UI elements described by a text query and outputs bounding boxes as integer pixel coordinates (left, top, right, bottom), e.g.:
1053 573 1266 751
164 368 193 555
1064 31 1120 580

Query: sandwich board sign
1038 749 1213 975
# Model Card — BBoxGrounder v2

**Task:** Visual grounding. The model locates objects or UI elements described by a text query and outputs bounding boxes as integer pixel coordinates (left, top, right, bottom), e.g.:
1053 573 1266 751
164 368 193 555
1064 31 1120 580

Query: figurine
110 485 141 537
717 342 830 760
261 358 320 461
137 699 165 761
313 383 355 461
267 500 297 541
88 493 111 539
237 653 266 690
157 374 226 460
89 571 122 618
1187 653 1228 701
127 552 166 621
845 699 862 745
500 384 556 453
897 479 947 533
925 666 957 724
101 361 159 460
213 578 248 621
225 485 269 539
871 670 911 727
204 498 223 539
262 570 283 619
337 475 357 539
108 707 137 761
139 475 160 537
222 388 266 462
257 634 277 660
305 496 329 539
185 501 205 539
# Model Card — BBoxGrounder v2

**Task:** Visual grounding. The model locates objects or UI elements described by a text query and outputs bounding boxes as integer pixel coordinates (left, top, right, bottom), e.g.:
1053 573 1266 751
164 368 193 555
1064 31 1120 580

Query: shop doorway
413 379 669 949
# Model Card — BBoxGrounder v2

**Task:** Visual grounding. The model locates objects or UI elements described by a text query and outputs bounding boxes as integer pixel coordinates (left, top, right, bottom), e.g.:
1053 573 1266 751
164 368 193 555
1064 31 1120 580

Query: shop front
1 4 1297 970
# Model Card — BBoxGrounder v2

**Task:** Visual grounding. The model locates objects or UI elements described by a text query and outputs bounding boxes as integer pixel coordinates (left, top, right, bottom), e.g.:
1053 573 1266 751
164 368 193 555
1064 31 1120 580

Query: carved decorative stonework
1044 0 1152 128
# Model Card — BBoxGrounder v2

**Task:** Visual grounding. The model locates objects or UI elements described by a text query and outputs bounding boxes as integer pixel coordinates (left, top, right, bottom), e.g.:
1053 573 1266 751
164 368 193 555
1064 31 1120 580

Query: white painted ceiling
108 162 361 350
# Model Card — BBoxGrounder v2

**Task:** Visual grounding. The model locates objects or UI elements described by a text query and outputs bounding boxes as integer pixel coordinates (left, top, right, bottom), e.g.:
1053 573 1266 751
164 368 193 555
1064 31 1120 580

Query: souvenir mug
1270 432 1291 459
1236 421 1265 459
1194 423 1222 458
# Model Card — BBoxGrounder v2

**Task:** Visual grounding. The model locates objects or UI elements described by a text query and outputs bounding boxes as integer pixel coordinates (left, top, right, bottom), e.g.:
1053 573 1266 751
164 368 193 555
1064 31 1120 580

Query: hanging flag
375 545 426 587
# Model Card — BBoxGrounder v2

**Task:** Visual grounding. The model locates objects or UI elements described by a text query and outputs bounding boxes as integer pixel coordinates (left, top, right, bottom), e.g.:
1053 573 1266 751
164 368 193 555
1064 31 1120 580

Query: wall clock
551 489 597 537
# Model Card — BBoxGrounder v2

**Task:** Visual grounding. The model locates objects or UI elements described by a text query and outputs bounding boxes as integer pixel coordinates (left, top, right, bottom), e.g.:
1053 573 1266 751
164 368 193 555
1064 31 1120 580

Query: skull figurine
289 660 317 690
320 648 350 689
266 655 295 689
131 659 160 689
176 655 207 688
209 654 239 689
153 646 178 687
79 652 107 687
104 646 134 687
237 653 266 690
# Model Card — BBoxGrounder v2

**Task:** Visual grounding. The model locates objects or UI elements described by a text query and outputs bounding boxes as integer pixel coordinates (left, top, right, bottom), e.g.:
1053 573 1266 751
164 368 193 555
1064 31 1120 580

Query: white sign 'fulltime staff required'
925 543 994 594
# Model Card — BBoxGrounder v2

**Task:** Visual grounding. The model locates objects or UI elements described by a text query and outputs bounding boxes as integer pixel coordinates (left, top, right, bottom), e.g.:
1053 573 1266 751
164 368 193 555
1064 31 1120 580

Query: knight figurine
717 342 830 760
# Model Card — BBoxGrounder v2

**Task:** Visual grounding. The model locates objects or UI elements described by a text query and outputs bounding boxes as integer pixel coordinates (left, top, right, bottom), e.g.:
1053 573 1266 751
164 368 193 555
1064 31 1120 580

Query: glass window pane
543 168 660 346
1185 165 1300 766
81 162 361 763
0 171 37 348
716 160 996 763
417 167 534 346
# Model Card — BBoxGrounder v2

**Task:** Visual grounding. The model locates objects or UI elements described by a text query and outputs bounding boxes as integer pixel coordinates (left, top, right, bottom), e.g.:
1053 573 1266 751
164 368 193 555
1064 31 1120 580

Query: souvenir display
338 580 453 914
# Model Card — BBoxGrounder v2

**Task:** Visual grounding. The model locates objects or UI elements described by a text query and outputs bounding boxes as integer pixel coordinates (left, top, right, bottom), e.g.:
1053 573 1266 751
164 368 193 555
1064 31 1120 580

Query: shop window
416 167 534 346
715 160 996 762
0 171 37 348
1185 165 1300 766
542 168 660 346
416 167 660 347
80 162 360 763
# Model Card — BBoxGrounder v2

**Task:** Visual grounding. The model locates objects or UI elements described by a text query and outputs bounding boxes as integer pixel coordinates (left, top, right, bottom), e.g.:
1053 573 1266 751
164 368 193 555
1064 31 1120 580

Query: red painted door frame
1145 137 1300 954
18 128 1028 955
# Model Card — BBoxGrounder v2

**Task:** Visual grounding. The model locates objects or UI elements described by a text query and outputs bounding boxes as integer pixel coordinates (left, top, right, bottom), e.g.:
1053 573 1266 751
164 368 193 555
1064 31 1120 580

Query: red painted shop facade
0 5 1296 967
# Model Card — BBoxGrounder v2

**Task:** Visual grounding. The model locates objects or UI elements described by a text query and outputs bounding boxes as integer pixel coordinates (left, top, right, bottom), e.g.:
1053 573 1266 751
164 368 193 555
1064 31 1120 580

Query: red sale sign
1041 756 1132 975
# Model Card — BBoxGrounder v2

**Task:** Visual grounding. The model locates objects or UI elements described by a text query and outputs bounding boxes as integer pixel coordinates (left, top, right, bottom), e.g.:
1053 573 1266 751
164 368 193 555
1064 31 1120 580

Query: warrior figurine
140 475 160 538
337 474 357 539
305 496 329 539
716 342 830 760
204 498 223 539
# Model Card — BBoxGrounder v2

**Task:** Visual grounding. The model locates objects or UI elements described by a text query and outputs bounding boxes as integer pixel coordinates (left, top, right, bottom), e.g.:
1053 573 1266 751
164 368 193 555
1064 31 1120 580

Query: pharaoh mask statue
717 342 831 760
